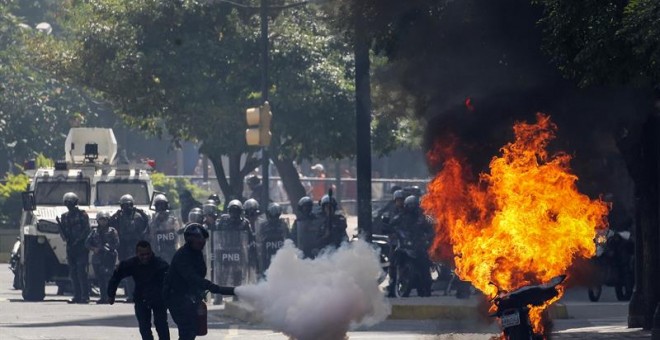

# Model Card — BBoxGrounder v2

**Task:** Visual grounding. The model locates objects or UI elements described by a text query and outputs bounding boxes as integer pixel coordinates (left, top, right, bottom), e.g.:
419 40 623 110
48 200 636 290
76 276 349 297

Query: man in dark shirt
164 224 235 340
108 240 170 340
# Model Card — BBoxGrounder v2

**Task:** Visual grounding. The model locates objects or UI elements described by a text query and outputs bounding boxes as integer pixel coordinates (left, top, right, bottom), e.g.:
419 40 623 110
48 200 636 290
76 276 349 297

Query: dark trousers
68 251 89 301
168 297 197 340
92 263 111 302
135 300 170 340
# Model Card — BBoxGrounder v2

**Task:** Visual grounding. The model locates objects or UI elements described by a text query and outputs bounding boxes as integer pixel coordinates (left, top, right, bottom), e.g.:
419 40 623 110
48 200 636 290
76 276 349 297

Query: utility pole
260 0 270 207
354 2 372 241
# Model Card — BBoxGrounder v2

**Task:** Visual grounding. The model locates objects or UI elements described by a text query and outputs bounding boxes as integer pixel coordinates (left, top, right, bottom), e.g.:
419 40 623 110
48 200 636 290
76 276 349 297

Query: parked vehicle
588 229 634 302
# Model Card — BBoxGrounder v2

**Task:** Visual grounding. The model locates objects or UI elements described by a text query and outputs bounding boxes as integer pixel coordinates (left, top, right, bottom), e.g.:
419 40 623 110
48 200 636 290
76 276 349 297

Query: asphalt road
0 264 650 339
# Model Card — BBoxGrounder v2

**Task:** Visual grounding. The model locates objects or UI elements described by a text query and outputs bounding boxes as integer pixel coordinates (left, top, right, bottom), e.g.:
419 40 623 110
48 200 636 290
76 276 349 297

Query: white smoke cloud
235 239 391 340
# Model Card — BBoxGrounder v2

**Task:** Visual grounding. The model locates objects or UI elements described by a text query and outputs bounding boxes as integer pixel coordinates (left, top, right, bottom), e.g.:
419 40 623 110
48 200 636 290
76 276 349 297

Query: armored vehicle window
34 181 91 205
96 180 149 206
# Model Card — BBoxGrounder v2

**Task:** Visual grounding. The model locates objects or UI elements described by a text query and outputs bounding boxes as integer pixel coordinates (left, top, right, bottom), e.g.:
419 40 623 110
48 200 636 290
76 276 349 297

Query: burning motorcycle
9 237 22 289
588 229 634 302
491 275 566 340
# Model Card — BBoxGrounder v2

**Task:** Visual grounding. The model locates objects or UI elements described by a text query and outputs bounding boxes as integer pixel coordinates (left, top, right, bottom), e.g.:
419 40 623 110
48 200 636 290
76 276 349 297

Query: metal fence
167 176 430 215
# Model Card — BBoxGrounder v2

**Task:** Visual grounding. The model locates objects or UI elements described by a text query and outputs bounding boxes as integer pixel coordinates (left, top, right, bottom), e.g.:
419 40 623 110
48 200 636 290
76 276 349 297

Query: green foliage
0 173 29 228
150 172 211 210
533 0 660 87
32 2 358 160
0 2 96 174
34 153 54 168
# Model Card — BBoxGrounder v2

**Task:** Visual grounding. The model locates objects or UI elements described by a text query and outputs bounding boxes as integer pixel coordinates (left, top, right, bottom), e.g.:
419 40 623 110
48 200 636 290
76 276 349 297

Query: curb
218 300 569 323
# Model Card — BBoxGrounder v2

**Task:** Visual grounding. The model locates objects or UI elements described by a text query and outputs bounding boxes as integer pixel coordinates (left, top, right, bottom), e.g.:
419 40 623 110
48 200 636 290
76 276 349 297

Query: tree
29 1 367 207
0 2 94 175
533 0 660 331
534 0 660 88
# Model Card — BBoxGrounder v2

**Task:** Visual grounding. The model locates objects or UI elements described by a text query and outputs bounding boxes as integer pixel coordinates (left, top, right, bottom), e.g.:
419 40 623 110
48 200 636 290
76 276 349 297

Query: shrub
150 172 212 210
0 173 29 228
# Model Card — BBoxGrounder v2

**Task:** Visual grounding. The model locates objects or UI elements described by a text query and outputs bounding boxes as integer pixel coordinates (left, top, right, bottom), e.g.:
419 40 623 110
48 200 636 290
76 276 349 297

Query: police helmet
247 175 261 187
188 207 204 224
297 196 313 214
208 194 221 205
153 194 169 212
227 199 243 218
403 195 419 212
120 194 134 209
63 192 79 206
393 190 405 201
266 203 282 220
96 211 111 221
202 200 218 217
407 186 422 197
390 185 402 194
183 223 209 239
244 198 259 216
320 195 337 209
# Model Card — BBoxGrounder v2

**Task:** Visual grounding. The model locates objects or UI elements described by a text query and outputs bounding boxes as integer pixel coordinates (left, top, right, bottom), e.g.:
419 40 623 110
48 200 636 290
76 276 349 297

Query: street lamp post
260 0 270 207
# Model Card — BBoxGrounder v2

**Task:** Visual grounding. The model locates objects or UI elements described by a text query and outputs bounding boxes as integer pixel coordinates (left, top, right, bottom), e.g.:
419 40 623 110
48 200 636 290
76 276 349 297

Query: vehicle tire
395 264 412 298
615 273 633 301
13 262 23 290
22 237 46 301
588 285 602 302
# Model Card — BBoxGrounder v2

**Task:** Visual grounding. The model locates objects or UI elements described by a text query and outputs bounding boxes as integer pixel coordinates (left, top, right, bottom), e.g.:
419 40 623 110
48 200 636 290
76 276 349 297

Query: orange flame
421 113 609 336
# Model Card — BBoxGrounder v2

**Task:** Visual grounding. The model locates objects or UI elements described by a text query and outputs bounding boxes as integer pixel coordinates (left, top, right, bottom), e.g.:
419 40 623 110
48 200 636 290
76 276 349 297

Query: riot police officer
110 194 150 302
85 211 119 304
202 200 218 228
256 203 290 275
214 200 257 286
374 189 406 234
150 194 180 263
243 198 263 234
316 194 348 251
291 196 322 258
56 192 91 304
164 224 235 340
202 200 219 282
387 195 434 297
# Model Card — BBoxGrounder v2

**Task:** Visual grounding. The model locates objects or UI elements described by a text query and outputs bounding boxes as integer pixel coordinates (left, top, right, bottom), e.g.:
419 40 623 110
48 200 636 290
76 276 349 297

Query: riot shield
213 228 253 286
257 221 287 275
295 218 322 259
151 211 181 263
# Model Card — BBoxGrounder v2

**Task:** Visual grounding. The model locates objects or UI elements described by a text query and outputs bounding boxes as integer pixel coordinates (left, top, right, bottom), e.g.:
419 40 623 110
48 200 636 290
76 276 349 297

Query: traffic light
245 101 272 146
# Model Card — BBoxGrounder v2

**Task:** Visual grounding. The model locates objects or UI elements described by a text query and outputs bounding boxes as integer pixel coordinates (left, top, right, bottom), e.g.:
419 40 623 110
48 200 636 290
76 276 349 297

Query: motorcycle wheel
13 262 23 290
615 273 634 301
588 285 602 302
395 264 413 298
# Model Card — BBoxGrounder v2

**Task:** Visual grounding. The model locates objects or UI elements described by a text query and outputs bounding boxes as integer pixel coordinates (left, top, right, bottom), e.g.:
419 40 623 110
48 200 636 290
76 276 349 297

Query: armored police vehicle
17 128 155 301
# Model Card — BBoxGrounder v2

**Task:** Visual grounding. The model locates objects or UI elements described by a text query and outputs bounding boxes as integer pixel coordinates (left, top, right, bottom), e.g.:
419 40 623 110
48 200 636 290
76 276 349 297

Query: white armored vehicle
18 128 155 301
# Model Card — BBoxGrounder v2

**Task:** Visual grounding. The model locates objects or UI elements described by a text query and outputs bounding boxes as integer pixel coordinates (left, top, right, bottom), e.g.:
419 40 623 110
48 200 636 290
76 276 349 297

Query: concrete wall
0 229 19 263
